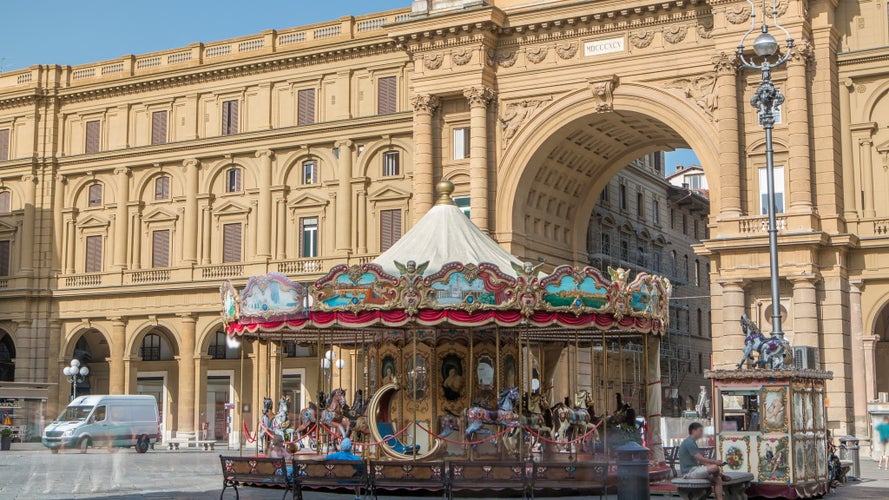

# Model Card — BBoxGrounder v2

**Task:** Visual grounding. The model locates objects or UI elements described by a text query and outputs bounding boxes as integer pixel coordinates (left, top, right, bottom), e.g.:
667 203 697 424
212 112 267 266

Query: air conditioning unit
791 346 819 370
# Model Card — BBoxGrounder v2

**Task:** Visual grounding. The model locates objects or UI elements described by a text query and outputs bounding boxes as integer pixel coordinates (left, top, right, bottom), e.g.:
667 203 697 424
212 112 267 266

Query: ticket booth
707 369 832 499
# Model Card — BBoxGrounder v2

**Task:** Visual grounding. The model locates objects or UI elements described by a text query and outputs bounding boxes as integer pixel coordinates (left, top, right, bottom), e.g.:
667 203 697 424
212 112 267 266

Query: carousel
222 181 673 486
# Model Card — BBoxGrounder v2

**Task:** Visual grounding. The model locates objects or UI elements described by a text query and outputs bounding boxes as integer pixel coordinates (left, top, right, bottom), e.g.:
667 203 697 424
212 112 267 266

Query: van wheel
50 448 59 454
136 437 149 454
79 438 89 454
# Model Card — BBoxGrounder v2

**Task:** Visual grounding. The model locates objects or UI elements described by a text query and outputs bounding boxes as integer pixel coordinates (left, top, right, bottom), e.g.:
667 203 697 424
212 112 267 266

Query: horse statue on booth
737 313 789 369
320 388 351 446
465 387 521 454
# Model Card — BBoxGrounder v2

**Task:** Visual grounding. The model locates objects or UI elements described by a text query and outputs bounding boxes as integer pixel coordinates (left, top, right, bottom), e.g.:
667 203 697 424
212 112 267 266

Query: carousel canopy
371 181 523 277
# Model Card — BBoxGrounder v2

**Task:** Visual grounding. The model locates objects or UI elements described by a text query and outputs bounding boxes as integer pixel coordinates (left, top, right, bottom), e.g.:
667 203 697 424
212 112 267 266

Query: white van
42 395 159 454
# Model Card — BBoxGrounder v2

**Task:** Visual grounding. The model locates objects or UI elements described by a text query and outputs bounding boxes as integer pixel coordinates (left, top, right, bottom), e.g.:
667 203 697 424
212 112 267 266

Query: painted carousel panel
237 273 308 324
313 264 400 310
756 435 790 483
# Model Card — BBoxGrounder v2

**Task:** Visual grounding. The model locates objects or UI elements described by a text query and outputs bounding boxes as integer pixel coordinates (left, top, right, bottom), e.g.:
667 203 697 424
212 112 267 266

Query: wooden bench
168 437 216 450
368 460 447 500
447 460 530 500
530 461 610 499
219 455 293 500
672 471 754 500
292 459 367 500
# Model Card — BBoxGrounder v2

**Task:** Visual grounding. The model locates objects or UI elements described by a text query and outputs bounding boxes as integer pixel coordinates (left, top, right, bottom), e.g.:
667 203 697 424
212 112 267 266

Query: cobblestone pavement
0 444 888 499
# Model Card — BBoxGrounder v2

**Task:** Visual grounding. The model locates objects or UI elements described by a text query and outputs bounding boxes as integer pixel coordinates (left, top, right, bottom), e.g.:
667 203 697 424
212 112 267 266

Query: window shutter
378 76 397 115
155 176 170 200
298 89 316 126
380 209 402 251
222 223 242 263
85 120 101 154
222 100 239 135
88 184 103 207
152 230 170 268
151 111 168 145
0 192 9 213
0 129 9 161
0 240 9 276
85 235 103 273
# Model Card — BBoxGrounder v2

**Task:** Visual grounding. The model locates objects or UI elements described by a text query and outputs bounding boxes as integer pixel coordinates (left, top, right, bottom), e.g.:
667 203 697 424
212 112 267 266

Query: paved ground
0 443 887 499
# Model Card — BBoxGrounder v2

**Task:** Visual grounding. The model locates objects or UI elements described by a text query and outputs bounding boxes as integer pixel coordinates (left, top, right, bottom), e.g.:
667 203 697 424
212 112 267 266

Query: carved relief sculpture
424 52 444 70
555 42 578 60
463 86 495 108
665 74 718 117
410 93 441 114
499 97 552 146
663 25 689 45
487 49 518 68
725 4 751 24
525 45 549 64
452 48 472 66
696 16 714 39
629 30 655 49
589 75 618 113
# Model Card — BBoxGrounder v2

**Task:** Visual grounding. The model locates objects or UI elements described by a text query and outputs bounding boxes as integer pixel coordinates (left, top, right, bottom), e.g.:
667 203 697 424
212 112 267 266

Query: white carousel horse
465 387 521 454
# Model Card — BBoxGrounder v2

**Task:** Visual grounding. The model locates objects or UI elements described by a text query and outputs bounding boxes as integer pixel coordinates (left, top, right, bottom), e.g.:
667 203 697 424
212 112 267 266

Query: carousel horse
523 392 554 452
608 393 637 428
737 313 789 369
343 391 370 443
293 401 318 450
552 390 598 452
272 395 292 441
320 388 351 443
259 397 274 452
439 411 461 439
465 387 521 454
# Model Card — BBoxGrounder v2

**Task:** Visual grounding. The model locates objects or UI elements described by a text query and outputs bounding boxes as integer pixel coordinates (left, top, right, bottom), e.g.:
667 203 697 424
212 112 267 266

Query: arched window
141 333 162 361
88 183 103 207
225 168 242 193
209 331 239 359
683 255 689 280
694 260 701 286
670 250 677 277
154 176 171 200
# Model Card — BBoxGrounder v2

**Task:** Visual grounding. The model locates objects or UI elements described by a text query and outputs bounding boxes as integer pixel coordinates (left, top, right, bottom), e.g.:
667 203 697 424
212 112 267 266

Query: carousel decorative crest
220 280 240 327
312 263 400 312
420 262 517 312
238 272 308 324
394 260 428 316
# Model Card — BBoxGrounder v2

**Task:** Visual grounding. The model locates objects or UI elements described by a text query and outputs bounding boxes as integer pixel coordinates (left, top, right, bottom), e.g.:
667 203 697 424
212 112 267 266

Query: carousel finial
435 180 456 206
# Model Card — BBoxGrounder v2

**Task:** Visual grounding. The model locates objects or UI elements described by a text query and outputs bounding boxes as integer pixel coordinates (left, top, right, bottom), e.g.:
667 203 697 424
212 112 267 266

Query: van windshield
56 406 93 422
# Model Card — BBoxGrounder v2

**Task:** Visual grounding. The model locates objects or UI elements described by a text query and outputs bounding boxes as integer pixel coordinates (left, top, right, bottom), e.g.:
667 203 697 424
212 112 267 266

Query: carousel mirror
406 354 428 400
477 354 495 391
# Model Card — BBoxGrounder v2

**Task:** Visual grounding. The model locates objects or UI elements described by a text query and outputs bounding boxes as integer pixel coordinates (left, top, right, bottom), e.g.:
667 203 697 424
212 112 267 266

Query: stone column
131 210 142 269
202 207 212 265
357 190 368 254
276 199 287 260
183 159 200 264
410 94 440 222
109 318 127 395
20 174 37 273
720 279 746 366
786 44 814 213
790 276 819 348
849 280 868 439
464 86 495 232
65 218 76 274
53 175 67 272
713 53 741 218
860 138 876 218
113 168 130 269
840 80 857 220
177 314 197 434
335 141 354 254
256 150 274 260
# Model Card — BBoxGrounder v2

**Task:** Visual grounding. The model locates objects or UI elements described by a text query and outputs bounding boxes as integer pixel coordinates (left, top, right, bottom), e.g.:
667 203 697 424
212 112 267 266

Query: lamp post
737 0 793 339
62 359 89 402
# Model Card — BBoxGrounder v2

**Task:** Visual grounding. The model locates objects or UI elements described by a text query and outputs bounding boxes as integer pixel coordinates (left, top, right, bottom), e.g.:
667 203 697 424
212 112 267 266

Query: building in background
666 164 709 199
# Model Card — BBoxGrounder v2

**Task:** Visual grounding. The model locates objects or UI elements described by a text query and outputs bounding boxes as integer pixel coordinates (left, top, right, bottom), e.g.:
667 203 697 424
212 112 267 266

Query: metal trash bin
839 436 860 480
616 442 650 500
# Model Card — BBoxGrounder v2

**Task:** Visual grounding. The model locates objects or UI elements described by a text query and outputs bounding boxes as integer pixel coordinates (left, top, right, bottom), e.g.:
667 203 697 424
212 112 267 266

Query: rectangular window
670 208 675 229
380 209 402 251
154 176 170 200
759 166 785 214
85 120 101 154
151 230 170 268
653 251 661 272
454 196 470 218
222 223 242 263
0 240 9 276
682 214 688 235
653 153 663 174
600 233 611 256
226 168 242 193
382 151 400 177
221 100 239 135
619 184 627 210
0 129 9 161
688 174 702 190
377 76 397 115
653 200 660 224
0 191 9 214
599 186 609 203
620 239 629 261
85 235 103 273
300 217 319 258
88 184 103 207
297 89 316 126
693 219 699 239
151 110 168 145
302 161 318 185
636 192 644 218
452 127 470 160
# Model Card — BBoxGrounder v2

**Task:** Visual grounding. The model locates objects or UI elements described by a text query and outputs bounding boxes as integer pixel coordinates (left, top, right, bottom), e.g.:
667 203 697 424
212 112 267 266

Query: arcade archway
63 328 111 401
0 330 14 382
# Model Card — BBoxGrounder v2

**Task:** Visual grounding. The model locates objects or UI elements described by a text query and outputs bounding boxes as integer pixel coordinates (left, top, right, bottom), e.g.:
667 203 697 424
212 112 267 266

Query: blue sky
665 149 701 175
0 1 408 72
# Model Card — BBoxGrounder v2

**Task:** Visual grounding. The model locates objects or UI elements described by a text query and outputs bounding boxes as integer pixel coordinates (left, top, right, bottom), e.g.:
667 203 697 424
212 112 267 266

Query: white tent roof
371 182 523 277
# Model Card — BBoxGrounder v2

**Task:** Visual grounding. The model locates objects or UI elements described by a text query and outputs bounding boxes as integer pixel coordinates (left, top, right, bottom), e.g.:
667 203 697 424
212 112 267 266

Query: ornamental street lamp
737 0 794 339
62 359 89 401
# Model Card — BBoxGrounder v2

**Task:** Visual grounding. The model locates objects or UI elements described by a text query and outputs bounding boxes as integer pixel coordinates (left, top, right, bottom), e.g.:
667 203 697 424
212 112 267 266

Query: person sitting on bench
326 438 360 461
678 422 726 500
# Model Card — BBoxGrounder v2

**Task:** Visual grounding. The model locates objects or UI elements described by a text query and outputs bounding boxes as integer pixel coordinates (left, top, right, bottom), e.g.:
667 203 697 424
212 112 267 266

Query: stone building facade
0 0 887 448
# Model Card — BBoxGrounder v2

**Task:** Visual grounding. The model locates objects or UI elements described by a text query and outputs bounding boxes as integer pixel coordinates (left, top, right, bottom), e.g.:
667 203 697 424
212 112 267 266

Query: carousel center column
410 94 440 222
463 86 495 232
646 334 665 464
177 314 197 435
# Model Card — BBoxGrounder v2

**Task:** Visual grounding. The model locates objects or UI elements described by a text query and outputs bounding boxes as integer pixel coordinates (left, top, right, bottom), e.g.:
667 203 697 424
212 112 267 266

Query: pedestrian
326 437 360 461
678 422 727 500
877 416 889 469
